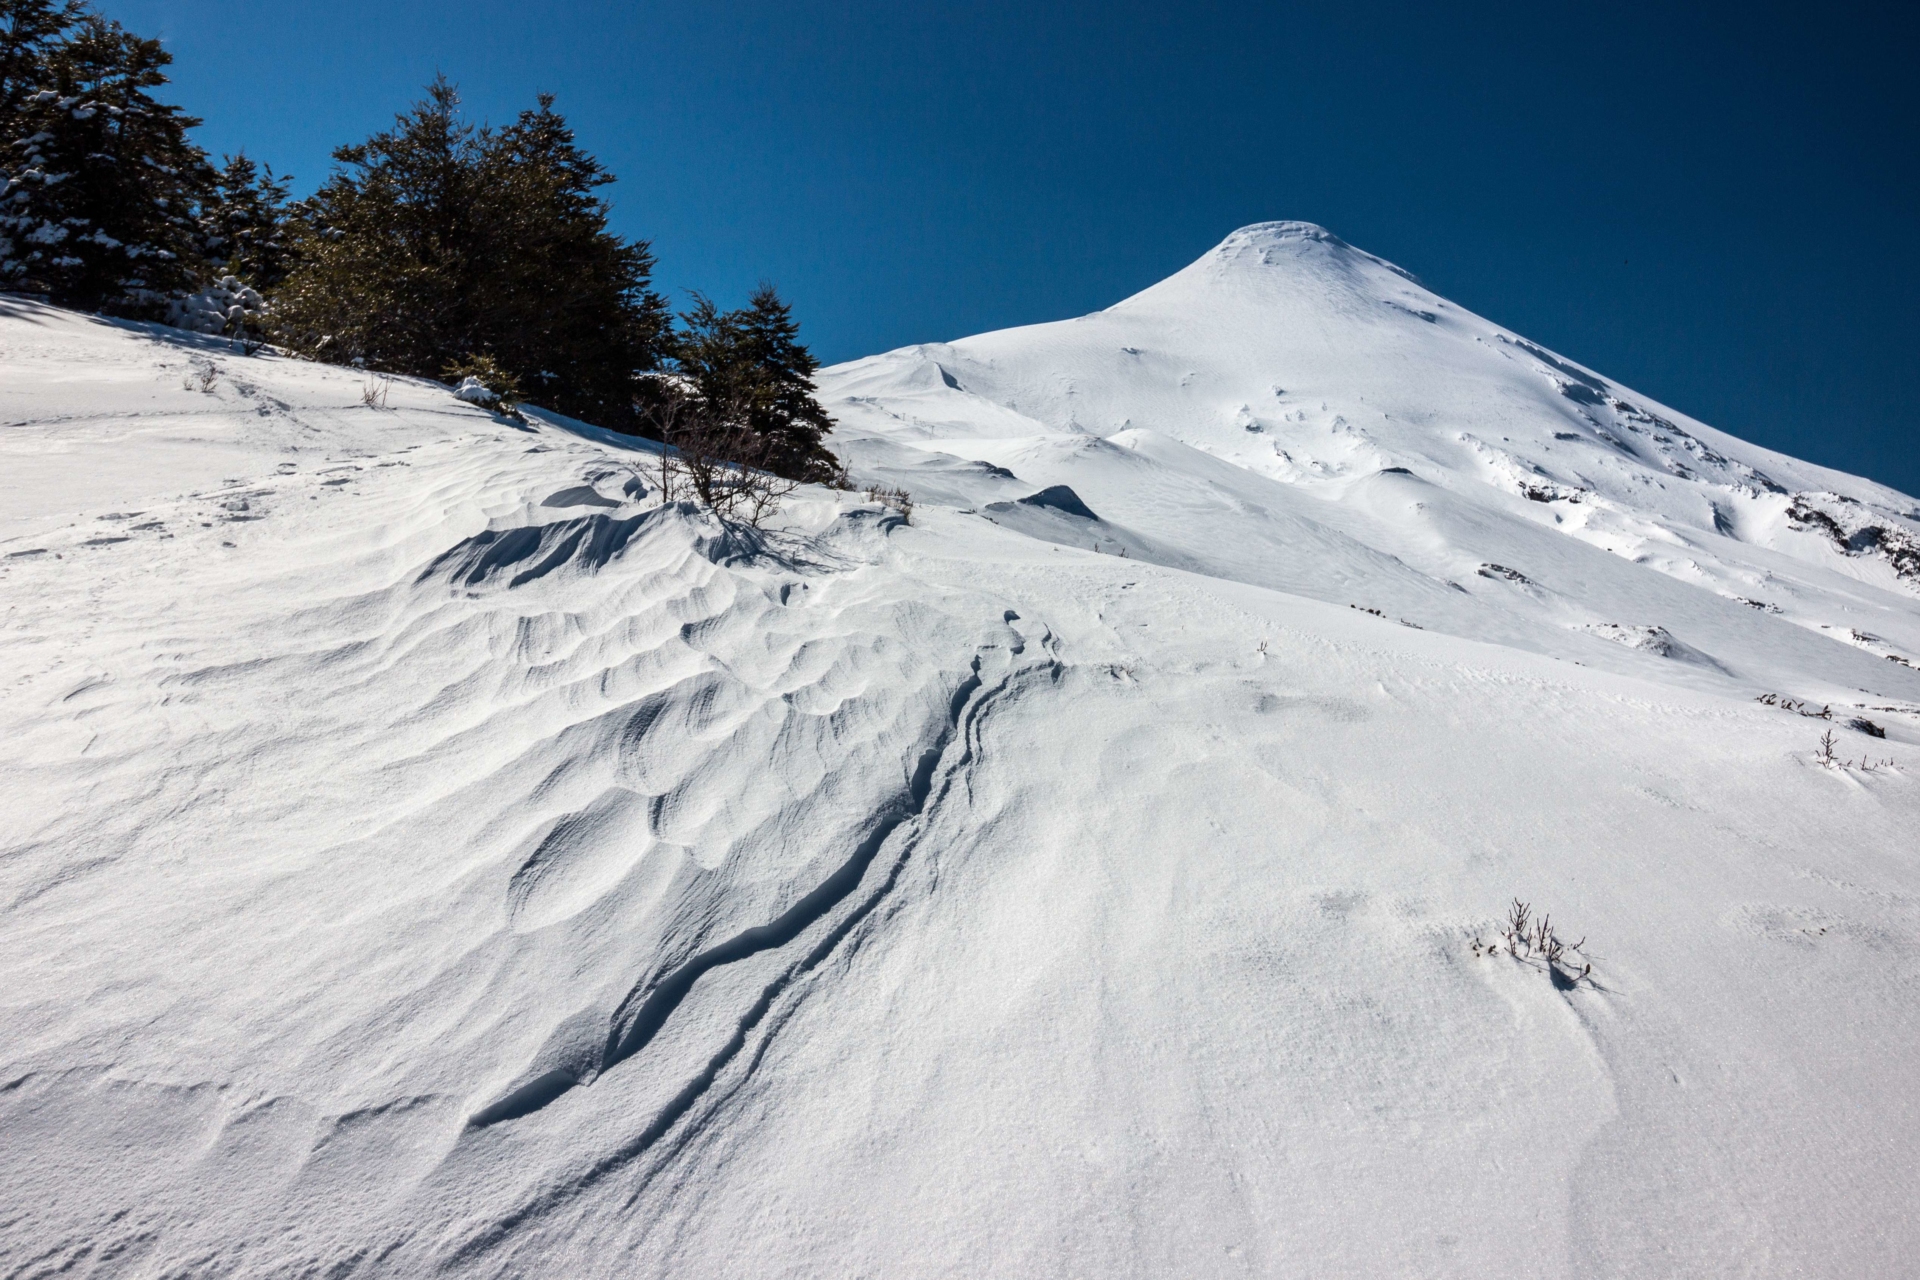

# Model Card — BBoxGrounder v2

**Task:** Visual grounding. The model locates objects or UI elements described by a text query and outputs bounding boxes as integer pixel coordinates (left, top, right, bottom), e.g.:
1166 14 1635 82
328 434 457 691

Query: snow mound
1015 482 1100 519
453 374 500 405
1577 621 1724 670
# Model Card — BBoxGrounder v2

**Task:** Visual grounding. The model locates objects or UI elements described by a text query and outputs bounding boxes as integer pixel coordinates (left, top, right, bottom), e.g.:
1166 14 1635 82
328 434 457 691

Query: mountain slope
2 228 1918 1279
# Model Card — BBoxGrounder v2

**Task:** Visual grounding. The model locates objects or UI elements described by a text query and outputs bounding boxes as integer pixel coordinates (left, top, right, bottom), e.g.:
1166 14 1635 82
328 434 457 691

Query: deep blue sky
109 0 1919 494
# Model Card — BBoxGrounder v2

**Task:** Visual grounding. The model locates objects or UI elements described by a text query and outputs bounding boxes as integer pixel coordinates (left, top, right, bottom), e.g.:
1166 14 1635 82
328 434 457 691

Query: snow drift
2 226 1918 1277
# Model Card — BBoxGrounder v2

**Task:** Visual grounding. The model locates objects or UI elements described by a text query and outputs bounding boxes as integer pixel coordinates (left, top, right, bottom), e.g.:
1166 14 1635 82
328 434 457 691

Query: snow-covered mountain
2 225 1917 1278
825 222 1920 692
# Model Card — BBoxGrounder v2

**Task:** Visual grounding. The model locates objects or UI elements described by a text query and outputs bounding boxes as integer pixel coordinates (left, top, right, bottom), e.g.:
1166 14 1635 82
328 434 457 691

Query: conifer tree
473 93 670 428
671 284 839 483
0 1 211 311
198 152 292 288
272 76 478 372
273 79 668 427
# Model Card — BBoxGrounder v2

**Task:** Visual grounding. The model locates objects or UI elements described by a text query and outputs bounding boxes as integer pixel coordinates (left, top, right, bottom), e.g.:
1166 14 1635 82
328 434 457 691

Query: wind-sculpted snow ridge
465 638 1052 1136
3 225 1920 1280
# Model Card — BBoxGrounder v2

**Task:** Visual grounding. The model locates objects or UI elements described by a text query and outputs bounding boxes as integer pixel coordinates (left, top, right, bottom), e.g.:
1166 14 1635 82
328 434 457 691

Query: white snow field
3 223 1919 1278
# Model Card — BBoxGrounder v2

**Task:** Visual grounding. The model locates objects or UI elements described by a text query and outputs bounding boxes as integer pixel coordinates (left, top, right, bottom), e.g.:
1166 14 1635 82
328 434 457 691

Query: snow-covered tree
0 1 212 312
197 152 292 288
165 273 266 340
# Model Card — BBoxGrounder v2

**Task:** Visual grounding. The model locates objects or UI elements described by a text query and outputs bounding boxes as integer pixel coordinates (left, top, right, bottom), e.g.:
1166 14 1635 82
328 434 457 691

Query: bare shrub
1475 897 1591 983
1757 693 1832 719
1530 913 1583 967
864 484 913 523
361 375 392 409
638 379 799 528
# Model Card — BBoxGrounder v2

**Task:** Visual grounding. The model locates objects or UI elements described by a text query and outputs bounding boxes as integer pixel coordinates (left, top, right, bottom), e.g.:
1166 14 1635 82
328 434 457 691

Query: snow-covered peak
1118 219 1417 303
1197 218 1386 271
1214 217 1343 246
1196 219 1354 265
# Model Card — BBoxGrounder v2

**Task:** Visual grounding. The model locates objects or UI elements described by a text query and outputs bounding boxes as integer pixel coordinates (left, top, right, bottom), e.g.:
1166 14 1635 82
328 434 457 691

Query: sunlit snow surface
3 225 1918 1277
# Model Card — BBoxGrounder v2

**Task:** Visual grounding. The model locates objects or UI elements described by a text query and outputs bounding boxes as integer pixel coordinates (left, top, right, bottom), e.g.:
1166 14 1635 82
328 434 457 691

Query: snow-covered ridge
3 223 1919 1277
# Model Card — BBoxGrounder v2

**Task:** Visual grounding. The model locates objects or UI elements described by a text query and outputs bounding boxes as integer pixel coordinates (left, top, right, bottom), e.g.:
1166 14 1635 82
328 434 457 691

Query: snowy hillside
3 225 1918 1278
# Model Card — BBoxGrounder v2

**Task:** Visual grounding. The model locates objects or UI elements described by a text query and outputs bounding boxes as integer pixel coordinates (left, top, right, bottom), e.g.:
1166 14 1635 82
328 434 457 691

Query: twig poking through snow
1817 729 1840 768
1471 898 1592 984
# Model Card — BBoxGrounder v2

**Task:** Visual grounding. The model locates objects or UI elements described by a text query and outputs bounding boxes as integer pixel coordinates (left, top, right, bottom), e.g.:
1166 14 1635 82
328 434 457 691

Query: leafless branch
636 380 800 528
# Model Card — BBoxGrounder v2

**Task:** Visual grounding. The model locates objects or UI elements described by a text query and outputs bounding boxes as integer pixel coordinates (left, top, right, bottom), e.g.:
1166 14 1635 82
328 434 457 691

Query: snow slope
2 225 1918 1278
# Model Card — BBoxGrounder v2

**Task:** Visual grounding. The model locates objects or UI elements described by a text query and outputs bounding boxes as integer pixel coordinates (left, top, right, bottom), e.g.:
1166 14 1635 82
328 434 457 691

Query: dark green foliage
479 94 671 426
442 352 521 410
0 1 82 96
273 79 669 429
270 78 483 371
0 0 211 311
198 152 292 288
670 284 839 483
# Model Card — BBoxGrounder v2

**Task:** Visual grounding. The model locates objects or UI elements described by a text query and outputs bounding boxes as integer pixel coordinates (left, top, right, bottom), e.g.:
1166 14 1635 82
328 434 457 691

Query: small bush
1817 726 1898 773
638 378 798 528
443 354 522 413
1471 898 1591 984
864 484 913 523
168 275 270 344
1817 729 1840 768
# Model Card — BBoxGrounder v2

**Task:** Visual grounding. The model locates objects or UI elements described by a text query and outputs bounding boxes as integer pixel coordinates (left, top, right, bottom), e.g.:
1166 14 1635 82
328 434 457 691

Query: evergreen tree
472 93 670 428
198 152 292 288
272 76 478 372
0 1 211 311
671 283 839 483
273 79 668 427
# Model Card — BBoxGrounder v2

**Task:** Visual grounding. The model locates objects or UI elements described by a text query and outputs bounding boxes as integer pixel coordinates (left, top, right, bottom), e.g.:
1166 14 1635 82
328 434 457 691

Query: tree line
0 0 839 483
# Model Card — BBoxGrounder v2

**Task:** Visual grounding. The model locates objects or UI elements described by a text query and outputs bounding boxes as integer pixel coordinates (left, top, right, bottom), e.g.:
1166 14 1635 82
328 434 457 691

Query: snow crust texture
3 227 1919 1278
